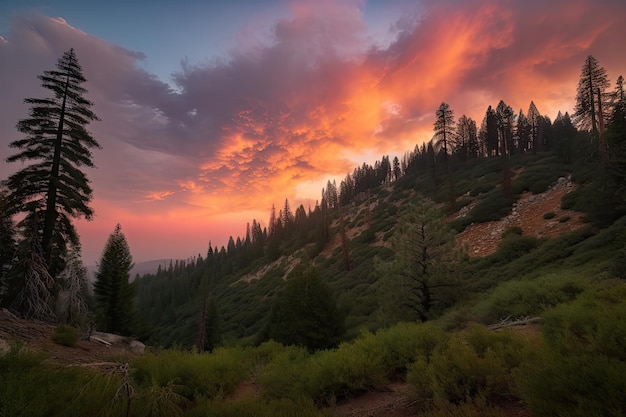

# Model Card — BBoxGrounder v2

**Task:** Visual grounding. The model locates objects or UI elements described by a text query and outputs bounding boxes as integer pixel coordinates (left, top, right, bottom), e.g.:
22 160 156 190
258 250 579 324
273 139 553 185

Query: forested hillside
134 79 626 348
2 48 625 417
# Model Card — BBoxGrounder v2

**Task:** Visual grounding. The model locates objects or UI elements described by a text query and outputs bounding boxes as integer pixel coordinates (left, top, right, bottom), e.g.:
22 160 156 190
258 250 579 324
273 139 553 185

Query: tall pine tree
93 224 137 335
3 49 100 282
574 55 610 133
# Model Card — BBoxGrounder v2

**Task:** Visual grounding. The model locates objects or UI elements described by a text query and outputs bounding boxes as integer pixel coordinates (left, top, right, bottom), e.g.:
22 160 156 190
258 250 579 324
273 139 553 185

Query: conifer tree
433 102 456 171
3 49 100 280
93 224 136 335
574 55 610 133
376 198 462 323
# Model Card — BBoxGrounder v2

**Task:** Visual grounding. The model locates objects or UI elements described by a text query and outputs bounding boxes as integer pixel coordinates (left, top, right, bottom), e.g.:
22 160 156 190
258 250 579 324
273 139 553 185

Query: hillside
455 175 583 256
3 147 626 417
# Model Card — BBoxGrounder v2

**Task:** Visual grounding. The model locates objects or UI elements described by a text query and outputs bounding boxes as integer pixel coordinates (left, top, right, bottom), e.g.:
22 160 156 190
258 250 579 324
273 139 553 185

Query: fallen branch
89 336 112 346
488 316 541 330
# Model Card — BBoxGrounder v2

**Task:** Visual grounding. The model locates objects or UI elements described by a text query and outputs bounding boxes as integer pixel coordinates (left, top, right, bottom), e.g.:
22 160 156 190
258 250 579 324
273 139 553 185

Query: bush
407 325 527 409
52 325 80 347
501 226 522 238
472 273 585 323
132 346 251 400
518 286 626 417
559 215 571 223
543 211 556 219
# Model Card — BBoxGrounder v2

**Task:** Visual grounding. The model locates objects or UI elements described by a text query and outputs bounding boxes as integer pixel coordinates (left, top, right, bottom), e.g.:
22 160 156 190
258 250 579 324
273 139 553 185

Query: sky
1 0 625 265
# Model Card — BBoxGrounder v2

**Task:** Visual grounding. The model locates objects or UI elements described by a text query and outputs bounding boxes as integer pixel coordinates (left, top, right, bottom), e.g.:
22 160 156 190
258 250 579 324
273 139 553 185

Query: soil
455 178 585 257
0 308 142 367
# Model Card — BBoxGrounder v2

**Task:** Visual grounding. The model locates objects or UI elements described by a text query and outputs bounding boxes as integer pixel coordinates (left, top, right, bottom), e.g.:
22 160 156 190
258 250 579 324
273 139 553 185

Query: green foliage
94 224 137 335
472 273 584 323
0 345 123 417
260 322 448 404
543 211 556 219
52 324 80 347
407 325 527 410
511 156 569 195
377 197 462 323
518 286 626 417
259 264 344 351
500 226 522 238
132 346 251 400
451 189 515 232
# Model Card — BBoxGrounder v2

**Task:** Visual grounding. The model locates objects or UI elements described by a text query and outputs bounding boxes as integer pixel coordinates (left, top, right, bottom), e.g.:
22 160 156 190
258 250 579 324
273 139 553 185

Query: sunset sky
1 0 625 265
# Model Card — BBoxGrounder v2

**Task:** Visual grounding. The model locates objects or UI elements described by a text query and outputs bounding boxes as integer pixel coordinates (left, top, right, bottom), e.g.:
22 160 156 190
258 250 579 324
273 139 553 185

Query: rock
129 340 145 355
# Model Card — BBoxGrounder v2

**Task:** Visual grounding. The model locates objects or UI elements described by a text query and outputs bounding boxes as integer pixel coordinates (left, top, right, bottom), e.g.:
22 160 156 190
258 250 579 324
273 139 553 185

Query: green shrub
132 346 251 400
501 226 522 238
491 234 540 264
543 211 556 219
472 272 585 323
559 215 571 223
407 325 527 409
52 325 80 347
0 346 124 417
469 183 495 197
518 286 626 417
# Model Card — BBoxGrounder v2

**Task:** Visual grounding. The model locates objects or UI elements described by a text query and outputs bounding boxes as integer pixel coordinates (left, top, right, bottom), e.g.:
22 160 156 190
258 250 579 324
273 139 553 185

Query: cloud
1 0 625 262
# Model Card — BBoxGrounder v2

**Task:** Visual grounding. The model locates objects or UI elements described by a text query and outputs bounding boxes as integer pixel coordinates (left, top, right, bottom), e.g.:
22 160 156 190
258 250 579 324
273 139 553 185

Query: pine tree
455 115 478 161
606 77 626 213
433 102 456 171
574 55 610 133
93 224 136 335
376 198 462 323
527 101 542 154
3 49 100 278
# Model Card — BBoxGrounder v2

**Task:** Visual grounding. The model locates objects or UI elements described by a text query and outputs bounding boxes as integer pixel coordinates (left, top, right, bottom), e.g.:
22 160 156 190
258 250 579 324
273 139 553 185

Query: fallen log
488 316 541 330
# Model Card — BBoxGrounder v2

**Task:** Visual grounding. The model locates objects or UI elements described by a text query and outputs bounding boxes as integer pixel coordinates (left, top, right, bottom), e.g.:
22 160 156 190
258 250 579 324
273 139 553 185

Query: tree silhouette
3 49 100 279
574 55 609 133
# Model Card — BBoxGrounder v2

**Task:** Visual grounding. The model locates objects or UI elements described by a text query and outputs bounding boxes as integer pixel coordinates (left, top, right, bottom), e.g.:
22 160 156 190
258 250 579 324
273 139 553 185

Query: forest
1 51 625 416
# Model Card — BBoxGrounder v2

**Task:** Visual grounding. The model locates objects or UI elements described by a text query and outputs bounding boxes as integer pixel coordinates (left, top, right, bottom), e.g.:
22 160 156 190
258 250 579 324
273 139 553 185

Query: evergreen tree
260 264 343 351
3 49 101 278
606 79 626 213
574 55 610 133
392 156 402 181
433 102 456 171
480 106 499 156
455 115 478 161
527 101 542 154
376 198 463 323
93 224 137 335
